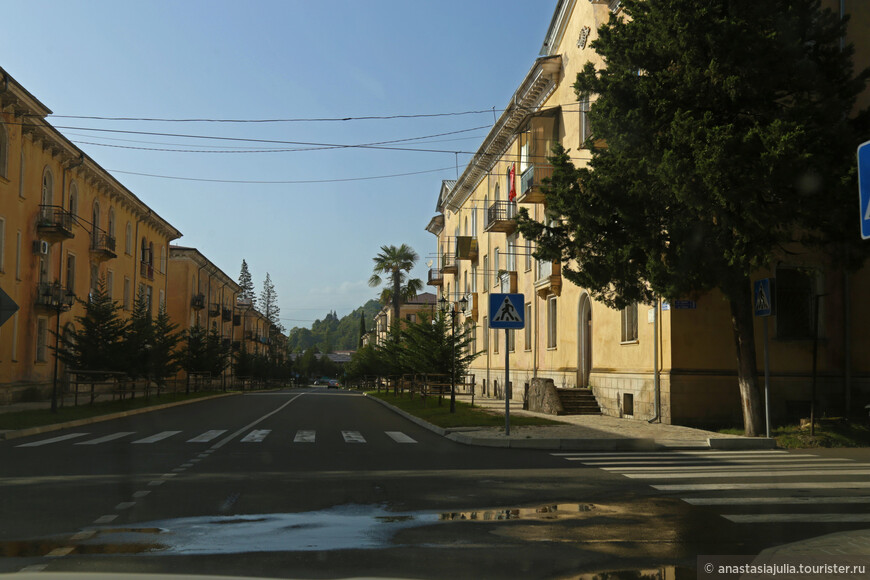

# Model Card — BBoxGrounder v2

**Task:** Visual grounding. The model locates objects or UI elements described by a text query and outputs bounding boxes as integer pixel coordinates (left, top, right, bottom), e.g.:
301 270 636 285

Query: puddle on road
6 502 608 557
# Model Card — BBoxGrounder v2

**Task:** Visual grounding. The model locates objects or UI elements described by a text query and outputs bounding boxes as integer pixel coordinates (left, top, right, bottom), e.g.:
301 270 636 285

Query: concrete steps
555 388 601 415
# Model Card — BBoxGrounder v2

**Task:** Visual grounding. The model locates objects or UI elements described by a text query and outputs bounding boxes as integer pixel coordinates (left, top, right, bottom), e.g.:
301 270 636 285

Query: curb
365 393 779 451
0 392 240 441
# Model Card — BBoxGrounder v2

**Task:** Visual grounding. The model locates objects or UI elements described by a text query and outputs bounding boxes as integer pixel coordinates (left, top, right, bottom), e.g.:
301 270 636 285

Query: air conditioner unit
32 240 50 255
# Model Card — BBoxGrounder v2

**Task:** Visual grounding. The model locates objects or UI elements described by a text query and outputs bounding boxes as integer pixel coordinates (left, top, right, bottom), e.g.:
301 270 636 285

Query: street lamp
44 282 76 413
439 294 468 413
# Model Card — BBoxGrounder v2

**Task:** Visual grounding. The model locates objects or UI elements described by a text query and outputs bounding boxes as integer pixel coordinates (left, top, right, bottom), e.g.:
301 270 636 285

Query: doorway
578 293 592 387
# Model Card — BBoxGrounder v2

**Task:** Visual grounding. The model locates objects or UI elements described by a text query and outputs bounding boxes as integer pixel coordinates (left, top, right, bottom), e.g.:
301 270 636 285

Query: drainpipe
648 297 661 423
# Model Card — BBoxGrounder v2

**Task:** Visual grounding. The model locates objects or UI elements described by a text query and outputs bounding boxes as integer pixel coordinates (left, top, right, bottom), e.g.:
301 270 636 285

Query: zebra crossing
553 449 870 524
14 429 418 448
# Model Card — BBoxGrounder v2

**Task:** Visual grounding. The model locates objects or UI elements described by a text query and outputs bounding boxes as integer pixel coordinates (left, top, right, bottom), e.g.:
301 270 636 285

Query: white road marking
653 482 870 491
240 429 271 443
553 451 790 458
724 513 870 524
161 473 177 478
210 393 306 450
683 496 870 506
70 531 96 541
19 565 47 572
172 467 186 472
606 462 865 472
93 515 117 524
294 430 316 443
115 502 136 510
147 480 165 487
17 433 90 447
132 491 151 499
625 469 870 479
133 431 182 444
45 547 75 557
385 431 417 444
581 456 846 466
76 432 136 445
187 430 227 443
342 430 366 443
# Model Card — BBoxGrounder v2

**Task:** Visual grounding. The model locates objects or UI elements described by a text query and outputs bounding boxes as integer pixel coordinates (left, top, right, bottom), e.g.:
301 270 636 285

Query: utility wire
37 109 502 123
108 166 456 184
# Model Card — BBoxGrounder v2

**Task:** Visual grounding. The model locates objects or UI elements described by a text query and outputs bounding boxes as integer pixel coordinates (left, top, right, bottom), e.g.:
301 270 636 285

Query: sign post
858 140 870 240
489 293 525 436
753 278 775 438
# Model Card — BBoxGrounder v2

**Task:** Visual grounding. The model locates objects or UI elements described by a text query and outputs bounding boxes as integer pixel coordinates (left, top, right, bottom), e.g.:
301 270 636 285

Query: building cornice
169 245 241 292
540 0 577 56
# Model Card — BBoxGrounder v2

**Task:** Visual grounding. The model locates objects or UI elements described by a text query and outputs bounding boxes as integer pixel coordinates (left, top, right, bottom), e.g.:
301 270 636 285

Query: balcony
233 313 242 326
191 293 205 310
441 252 457 275
90 230 117 260
222 307 232 322
499 271 518 294
484 200 517 234
455 236 478 262
517 163 554 204
35 281 75 311
428 267 444 286
140 261 154 281
245 330 260 342
36 205 75 240
535 260 562 298
208 303 221 317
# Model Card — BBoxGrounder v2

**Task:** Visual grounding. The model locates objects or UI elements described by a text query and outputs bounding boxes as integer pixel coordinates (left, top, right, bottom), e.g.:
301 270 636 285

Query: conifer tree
151 304 182 387
238 259 256 308
56 278 125 376
122 286 154 380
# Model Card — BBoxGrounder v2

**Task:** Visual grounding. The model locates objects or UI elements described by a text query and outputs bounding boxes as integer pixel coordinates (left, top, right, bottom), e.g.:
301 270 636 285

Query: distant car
327 379 340 388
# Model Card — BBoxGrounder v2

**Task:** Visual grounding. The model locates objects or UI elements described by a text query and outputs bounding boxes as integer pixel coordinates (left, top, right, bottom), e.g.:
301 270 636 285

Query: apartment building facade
426 0 870 427
371 291 437 346
0 66 182 401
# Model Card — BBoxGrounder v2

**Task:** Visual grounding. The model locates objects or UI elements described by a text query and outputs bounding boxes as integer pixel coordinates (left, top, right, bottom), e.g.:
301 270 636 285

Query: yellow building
0 66 181 402
372 292 437 346
426 0 870 427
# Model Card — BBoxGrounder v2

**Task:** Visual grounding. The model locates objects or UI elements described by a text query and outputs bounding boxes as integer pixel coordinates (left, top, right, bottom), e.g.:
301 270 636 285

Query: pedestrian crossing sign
753 278 775 317
489 293 525 329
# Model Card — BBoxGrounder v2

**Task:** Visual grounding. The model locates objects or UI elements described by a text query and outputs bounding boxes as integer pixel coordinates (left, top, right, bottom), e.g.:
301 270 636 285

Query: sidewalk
368 392 776 451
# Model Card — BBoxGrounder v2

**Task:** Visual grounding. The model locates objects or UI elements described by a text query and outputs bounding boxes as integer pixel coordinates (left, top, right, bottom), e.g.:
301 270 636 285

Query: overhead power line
109 166 456 184
37 109 501 123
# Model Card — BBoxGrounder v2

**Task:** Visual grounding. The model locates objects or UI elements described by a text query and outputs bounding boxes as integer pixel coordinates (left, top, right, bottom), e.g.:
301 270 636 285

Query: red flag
508 163 516 201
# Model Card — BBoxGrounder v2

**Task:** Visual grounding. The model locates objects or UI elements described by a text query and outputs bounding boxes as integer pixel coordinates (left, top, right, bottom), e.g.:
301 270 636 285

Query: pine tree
358 313 367 348
121 286 154 380
151 304 182 387
56 278 125 377
238 259 256 308
259 273 280 328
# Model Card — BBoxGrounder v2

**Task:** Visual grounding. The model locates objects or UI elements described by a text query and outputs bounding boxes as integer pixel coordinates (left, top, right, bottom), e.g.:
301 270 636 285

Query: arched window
141 237 147 263
0 119 8 178
41 167 54 206
107 207 115 239
148 242 154 265
160 245 166 273
92 201 101 246
125 222 132 255
68 183 78 217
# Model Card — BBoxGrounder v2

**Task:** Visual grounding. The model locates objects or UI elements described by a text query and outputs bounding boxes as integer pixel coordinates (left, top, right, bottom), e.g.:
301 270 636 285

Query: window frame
620 302 639 343
547 297 558 349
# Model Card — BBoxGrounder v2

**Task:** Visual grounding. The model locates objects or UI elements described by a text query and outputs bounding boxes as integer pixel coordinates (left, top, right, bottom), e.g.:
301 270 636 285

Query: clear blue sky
1 0 557 330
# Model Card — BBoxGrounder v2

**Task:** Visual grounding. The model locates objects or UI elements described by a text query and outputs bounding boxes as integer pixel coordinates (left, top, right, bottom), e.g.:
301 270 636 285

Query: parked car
327 379 340 388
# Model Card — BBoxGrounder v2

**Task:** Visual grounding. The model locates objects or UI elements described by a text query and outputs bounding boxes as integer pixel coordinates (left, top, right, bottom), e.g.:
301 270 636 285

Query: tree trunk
728 279 765 437
391 269 401 334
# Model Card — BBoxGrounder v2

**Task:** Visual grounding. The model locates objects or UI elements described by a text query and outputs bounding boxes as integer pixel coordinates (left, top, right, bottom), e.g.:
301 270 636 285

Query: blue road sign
489 293 525 329
754 278 775 317
859 140 870 240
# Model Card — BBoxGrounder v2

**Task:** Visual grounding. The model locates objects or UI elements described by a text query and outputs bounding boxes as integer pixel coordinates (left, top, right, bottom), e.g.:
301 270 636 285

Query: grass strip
720 420 870 448
368 390 560 429
0 391 223 431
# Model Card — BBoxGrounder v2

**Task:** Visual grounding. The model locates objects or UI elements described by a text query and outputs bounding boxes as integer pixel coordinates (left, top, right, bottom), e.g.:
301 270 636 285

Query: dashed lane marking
132 431 182 444
187 430 227 443
240 429 271 443
75 432 136 445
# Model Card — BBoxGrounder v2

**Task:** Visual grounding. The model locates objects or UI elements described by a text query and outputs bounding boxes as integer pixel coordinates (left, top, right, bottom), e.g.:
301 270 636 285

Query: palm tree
368 244 423 333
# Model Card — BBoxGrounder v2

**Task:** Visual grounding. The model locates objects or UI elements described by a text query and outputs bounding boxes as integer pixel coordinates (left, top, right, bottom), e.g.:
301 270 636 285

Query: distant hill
287 299 382 353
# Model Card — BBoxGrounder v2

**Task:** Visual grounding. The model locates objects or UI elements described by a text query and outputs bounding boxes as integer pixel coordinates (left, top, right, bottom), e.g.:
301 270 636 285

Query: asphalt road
1 388 868 579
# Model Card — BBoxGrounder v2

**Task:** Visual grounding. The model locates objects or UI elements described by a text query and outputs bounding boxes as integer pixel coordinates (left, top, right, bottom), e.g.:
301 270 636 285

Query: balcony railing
90 230 117 259
37 205 75 240
222 307 232 321
191 293 205 310
208 303 221 317
484 200 517 234
441 252 457 275
517 163 554 204
35 281 75 311
428 267 444 286
455 236 478 262
140 261 154 280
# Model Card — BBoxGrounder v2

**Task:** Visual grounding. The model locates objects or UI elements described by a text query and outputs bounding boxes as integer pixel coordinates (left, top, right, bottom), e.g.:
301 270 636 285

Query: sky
0 0 557 330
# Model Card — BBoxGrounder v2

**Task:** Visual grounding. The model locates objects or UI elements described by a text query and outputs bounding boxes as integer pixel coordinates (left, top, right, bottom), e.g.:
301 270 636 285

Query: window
125 222 132 255
18 152 25 198
90 264 99 295
525 238 532 272
776 266 819 340
493 323 499 354
524 303 532 350
506 234 517 272
471 265 477 293
508 329 515 352
0 120 8 178
123 277 131 310
547 297 558 348
68 184 78 217
471 208 477 237
493 247 500 286
108 207 115 239
579 93 592 146
160 245 166 274
15 230 21 280
106 270 114 300
0 217 5 273
36 318 48 362
92 201 101 245
41 168 53 206
159 288 165 311
621 303 638 342
66 253 76 294
482 256 488 294
482 316 488 351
